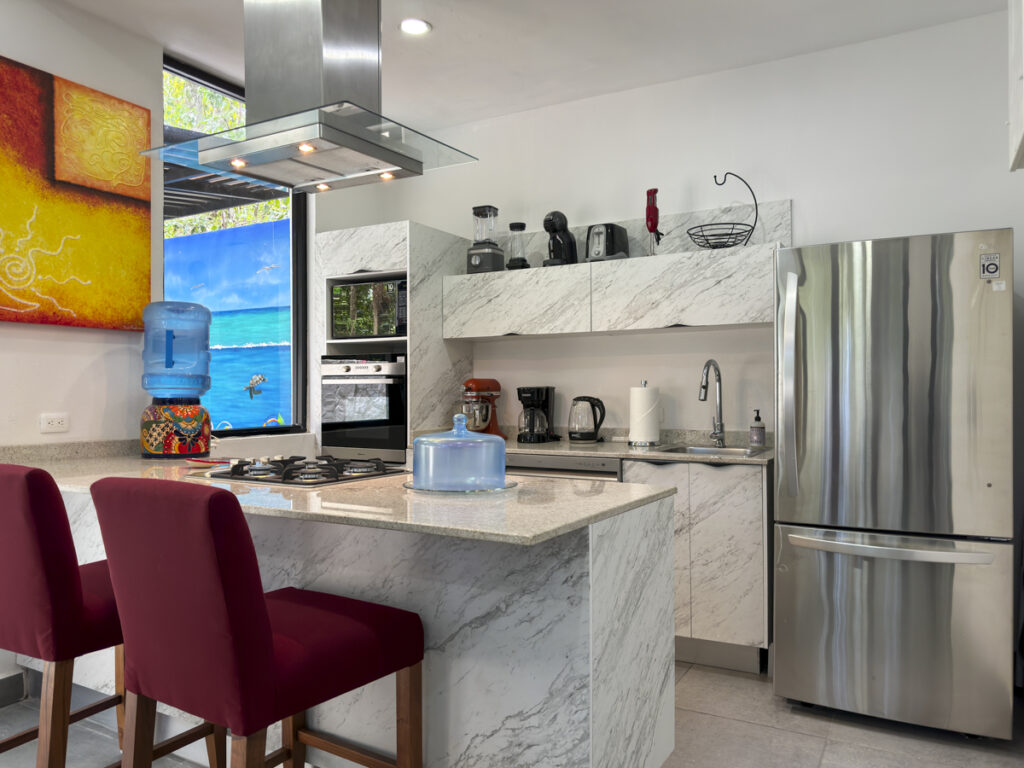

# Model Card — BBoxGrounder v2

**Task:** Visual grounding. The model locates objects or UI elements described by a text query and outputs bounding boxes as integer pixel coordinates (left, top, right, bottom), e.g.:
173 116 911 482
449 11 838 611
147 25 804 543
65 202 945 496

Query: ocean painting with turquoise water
164 219 293 430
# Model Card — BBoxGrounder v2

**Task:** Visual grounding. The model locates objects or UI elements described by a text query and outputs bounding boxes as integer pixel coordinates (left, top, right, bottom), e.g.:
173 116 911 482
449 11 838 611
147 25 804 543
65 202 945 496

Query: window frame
162 56 308 437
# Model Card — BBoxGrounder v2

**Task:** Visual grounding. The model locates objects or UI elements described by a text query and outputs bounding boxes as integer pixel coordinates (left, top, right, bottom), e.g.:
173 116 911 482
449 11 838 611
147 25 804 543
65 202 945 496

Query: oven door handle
322 378 397 385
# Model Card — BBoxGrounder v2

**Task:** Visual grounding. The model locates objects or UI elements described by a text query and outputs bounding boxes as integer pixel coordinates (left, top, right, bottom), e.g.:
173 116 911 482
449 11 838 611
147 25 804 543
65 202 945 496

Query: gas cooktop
208 455 405 486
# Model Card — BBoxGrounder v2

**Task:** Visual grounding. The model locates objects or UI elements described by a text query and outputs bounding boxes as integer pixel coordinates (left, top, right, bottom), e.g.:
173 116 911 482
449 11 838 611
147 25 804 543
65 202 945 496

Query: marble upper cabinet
590 243 775 331
441 199 789 340
442 262 591 338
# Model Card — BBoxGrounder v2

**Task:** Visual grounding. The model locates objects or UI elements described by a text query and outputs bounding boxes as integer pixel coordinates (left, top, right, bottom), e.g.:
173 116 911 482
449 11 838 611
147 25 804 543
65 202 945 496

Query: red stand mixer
461 378 506 440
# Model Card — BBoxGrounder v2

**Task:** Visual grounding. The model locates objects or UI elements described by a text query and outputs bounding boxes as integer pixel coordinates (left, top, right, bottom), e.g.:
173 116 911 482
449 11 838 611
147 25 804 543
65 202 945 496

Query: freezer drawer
773 524 1013 739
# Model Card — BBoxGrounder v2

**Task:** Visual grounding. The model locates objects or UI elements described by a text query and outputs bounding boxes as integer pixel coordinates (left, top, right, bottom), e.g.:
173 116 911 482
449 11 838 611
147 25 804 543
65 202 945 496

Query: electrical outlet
39 412 69 433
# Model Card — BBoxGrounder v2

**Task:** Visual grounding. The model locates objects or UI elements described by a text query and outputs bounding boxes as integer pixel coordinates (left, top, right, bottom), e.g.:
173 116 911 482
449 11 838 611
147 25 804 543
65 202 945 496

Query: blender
467 205 505 273
507 221 529 269
461 378 506 439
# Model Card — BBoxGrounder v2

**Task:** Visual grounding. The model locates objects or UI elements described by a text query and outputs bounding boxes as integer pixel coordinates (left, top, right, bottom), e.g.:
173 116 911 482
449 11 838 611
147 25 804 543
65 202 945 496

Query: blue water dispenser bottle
139 301 213 458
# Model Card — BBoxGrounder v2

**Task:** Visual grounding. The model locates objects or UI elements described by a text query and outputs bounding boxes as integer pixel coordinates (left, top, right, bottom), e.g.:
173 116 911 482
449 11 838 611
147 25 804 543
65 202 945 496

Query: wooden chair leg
114 645 125 750
282 712 305 768
205 724 227 768
396 662 422 768
36 658 74 768
230 729 266 768
121 691 156 768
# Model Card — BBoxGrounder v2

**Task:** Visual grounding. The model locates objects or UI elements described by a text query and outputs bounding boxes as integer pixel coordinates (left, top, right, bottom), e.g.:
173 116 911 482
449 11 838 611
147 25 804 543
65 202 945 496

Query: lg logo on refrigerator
980 253 1000 279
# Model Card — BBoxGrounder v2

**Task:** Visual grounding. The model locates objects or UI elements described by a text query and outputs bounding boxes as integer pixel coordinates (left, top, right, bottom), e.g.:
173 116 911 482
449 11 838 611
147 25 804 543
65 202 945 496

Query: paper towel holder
628 380 661 447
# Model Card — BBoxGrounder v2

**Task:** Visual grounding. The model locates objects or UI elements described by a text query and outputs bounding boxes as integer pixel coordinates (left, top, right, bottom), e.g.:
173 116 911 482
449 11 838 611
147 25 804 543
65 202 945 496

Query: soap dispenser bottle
749 409 766 447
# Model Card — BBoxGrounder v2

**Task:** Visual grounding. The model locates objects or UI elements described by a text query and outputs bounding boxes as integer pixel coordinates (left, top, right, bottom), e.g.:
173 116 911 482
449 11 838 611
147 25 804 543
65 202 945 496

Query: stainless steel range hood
145 0 475 195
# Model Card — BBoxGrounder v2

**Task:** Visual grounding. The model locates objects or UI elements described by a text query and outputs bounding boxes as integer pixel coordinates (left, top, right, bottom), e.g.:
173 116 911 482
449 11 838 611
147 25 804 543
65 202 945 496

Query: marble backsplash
495 199 791 269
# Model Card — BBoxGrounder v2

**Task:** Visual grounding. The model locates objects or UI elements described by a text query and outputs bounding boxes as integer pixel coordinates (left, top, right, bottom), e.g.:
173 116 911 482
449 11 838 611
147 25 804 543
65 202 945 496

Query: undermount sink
651 444 767 457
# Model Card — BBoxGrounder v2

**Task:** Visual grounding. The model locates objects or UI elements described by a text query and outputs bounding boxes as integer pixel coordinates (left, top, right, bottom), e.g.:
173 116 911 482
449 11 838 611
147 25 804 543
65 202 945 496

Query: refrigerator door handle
781 271 799 496
787 533 995 565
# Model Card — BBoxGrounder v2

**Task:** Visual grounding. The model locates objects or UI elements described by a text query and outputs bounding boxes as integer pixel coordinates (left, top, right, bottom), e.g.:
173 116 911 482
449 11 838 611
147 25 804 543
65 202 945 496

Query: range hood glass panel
144 101 475 192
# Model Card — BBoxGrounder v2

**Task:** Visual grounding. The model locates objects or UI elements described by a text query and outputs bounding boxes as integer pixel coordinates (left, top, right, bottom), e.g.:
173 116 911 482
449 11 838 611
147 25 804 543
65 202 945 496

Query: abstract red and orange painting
0 54 151 331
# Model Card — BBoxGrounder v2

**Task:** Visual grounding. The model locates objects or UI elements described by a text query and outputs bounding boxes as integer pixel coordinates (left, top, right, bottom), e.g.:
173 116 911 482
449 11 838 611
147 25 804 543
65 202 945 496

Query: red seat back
91 477 275 734
0 465 84 661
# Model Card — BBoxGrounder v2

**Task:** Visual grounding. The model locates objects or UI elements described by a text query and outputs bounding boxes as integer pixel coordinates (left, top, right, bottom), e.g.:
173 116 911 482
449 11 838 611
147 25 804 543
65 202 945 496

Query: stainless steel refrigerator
773 229 1015 739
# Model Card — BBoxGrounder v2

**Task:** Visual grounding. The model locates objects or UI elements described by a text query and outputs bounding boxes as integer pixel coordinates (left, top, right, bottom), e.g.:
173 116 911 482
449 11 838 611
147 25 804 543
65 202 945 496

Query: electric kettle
568 396 605 443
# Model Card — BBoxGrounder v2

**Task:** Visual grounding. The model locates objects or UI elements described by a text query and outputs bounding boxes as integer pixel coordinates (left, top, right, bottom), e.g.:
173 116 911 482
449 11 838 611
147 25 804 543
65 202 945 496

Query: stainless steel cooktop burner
210 455 404 486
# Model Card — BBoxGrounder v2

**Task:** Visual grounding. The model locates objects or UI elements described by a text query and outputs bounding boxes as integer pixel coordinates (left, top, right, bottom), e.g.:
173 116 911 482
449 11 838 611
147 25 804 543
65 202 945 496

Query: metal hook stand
687 171 759 249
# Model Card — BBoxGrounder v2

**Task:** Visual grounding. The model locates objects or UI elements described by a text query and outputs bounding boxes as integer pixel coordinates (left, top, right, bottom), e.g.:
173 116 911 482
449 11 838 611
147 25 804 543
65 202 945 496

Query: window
159 60 306 435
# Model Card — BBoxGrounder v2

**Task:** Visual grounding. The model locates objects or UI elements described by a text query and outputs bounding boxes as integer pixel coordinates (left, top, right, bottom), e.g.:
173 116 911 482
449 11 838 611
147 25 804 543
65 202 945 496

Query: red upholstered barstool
0 464 124 768
90 477 424 768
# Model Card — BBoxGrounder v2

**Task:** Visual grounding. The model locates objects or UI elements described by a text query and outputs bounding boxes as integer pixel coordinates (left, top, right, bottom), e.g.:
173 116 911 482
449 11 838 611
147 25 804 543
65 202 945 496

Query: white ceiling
60 0 1004 130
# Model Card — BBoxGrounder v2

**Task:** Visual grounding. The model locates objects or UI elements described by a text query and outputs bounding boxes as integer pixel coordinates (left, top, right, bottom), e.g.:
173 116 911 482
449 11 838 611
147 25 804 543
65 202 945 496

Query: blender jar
472 205 499 244
507 221 528 269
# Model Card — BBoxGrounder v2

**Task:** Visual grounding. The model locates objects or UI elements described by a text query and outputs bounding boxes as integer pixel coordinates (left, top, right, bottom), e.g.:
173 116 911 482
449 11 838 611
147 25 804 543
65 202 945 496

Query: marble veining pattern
19 474 679 768
442 263 591 338
407 222 473 433
620 460 691 636
247 516 592 768
589 497 674 768
310 221 409 444
590 243 776 331
502 432 773 466
36 457 676 546
315 221 409 276
501 200 791 269
688 463 765 647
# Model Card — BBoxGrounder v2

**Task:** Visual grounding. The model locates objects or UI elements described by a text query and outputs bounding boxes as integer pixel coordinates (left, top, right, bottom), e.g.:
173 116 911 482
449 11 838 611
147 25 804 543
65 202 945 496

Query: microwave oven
331 278 407 339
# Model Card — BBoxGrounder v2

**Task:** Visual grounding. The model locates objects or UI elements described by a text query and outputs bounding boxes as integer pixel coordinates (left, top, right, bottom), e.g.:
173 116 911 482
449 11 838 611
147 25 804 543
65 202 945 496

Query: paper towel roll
629 386 661 445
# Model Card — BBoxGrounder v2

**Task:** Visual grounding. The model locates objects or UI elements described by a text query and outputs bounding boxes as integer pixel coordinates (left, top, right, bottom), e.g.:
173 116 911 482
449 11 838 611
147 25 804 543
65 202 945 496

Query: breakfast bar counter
19 457 677 768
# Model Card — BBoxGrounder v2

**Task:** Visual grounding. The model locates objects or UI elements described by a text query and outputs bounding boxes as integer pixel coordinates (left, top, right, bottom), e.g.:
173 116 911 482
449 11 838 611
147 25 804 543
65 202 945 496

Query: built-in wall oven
321 355 407 463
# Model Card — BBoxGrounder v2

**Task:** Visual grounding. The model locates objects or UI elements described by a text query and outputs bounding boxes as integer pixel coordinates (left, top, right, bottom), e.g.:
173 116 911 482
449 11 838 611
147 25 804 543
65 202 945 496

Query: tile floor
668 663 1024 768
0 664 1022 767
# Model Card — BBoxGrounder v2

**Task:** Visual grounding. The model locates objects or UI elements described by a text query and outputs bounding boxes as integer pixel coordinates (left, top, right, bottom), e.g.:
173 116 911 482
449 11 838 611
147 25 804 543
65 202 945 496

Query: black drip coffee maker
516 386 561 443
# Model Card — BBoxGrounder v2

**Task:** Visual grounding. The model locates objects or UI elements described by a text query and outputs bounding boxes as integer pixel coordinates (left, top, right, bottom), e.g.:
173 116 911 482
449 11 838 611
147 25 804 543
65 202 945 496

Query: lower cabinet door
621 460 691 637
689 463 765 647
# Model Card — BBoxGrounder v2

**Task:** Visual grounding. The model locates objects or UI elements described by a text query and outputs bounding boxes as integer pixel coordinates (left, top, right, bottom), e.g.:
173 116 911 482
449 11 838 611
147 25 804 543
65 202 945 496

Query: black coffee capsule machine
542 211 577 266
467 205 505 273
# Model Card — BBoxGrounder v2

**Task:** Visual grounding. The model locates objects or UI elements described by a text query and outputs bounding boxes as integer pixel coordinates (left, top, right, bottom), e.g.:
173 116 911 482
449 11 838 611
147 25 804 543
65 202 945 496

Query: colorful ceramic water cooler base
140 398 211 458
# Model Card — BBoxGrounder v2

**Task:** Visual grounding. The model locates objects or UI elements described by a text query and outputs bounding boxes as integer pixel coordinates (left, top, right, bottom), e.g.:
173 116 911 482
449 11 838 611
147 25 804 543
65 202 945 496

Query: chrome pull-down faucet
699 359 725 448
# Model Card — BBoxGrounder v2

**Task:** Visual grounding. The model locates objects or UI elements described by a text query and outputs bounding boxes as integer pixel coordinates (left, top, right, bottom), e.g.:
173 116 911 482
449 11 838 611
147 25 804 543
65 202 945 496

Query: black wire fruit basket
687 172 758 249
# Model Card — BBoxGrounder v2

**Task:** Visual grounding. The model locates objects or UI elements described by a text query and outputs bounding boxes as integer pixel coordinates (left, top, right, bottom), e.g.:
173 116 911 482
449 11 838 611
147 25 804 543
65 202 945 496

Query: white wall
315 11 1024 435
0 0 163 447
474 328 773 435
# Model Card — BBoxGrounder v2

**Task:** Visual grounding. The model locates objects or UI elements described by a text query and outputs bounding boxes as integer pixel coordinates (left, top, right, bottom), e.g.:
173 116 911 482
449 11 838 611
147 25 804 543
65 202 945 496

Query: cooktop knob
373 364 382 372
343 365 351 373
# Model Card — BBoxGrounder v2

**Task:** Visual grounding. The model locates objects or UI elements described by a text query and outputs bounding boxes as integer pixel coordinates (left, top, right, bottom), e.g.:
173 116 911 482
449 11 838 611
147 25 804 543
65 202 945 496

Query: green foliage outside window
163 70 289 238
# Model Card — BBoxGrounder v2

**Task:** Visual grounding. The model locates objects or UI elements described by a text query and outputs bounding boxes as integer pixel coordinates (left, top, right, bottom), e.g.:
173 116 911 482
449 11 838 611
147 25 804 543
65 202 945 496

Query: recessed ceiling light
380 172 395 181
298 143 315 153
316 183 330 192
230 158 247 169
400 18 432 35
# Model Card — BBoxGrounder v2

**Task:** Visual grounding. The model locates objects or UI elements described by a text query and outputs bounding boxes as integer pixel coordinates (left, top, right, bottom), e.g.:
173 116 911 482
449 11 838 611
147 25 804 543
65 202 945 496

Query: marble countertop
503 435 774 466
35 457 675 546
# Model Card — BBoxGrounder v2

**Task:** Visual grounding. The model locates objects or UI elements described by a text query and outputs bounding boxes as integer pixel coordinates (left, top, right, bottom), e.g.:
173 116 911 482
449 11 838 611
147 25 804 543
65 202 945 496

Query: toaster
585 223 630 261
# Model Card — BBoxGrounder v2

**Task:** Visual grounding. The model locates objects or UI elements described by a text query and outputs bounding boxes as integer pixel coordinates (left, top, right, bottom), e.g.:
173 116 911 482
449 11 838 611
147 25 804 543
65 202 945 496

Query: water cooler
139 301 213 458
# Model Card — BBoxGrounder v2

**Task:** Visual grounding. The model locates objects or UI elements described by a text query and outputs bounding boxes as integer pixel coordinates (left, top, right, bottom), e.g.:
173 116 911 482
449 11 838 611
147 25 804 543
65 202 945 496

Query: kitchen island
18 457 676 768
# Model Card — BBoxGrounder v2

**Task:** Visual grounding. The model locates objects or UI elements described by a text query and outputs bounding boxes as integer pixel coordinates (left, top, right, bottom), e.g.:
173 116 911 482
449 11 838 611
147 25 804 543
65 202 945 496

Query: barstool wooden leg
205 724 227 768
396 662 422 768
121 691 156 768
282 712 305 768
230 728 266 768
114 645 125 749
36 659 73 768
